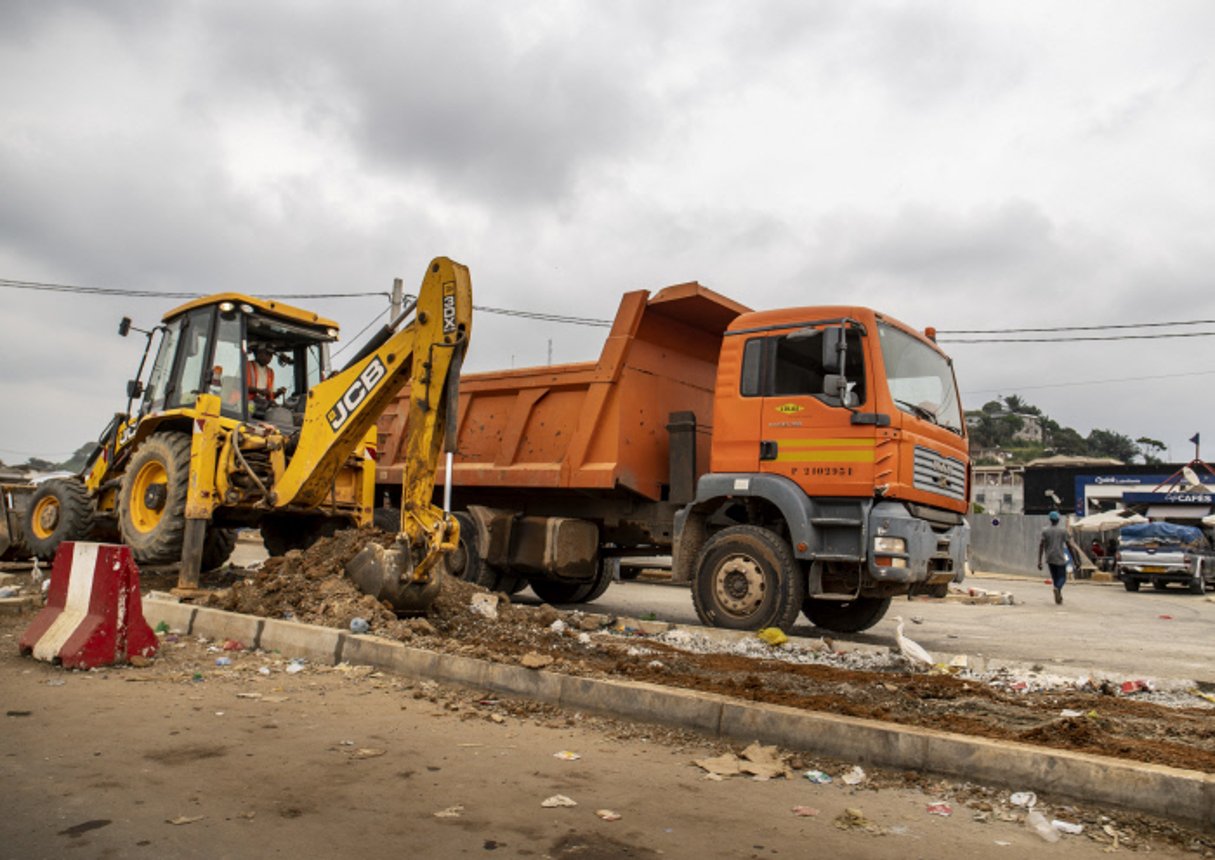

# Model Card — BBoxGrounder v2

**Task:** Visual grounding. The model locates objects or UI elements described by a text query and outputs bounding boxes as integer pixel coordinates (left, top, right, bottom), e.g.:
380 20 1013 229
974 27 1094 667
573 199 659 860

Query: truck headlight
874 536 907 569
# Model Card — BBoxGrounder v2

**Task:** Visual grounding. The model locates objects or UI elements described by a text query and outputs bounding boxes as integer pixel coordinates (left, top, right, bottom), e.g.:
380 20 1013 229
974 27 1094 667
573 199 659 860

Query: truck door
756 324 876 496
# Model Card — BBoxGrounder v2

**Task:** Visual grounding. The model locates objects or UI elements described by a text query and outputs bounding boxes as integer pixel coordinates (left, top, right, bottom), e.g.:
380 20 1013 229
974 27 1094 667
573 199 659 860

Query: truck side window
740 338 764 396
739 329 865 404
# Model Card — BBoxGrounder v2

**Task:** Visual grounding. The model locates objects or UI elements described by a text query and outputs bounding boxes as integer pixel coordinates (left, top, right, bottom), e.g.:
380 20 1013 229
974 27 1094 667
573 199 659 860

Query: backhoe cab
22 258 472 614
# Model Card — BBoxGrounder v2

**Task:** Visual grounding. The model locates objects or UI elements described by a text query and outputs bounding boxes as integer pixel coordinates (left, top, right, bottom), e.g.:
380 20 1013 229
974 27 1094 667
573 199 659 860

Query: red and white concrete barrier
19 542 159 669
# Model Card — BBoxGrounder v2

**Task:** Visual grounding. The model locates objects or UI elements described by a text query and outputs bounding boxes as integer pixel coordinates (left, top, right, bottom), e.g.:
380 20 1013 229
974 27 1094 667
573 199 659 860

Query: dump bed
374 282 749 502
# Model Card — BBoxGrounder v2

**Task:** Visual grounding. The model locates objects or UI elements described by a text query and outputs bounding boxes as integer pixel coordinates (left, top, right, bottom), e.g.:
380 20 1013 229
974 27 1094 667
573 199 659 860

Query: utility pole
390 278 404 321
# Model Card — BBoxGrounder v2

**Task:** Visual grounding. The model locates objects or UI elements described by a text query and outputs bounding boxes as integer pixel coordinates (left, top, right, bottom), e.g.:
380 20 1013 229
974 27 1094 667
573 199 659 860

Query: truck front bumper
866 500 969 586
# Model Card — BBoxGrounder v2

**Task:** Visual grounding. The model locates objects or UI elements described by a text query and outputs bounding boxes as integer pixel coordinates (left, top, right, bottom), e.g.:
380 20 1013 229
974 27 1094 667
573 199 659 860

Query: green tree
1135 437 1166 465
1086 428 1136 463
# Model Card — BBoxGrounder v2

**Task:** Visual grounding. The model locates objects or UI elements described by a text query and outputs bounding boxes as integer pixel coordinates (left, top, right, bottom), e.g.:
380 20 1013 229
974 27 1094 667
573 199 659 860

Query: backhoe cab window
143 319 182 414
740 328 865 405
167 309 215 410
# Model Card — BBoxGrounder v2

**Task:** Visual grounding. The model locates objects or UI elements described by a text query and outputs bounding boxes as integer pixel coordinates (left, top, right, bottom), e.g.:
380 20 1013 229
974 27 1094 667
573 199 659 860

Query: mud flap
345 540 443 614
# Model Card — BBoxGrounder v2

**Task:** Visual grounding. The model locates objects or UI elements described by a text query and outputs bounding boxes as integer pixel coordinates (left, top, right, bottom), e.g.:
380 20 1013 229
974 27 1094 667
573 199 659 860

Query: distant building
1023 458 1214 521
971 464 1024 514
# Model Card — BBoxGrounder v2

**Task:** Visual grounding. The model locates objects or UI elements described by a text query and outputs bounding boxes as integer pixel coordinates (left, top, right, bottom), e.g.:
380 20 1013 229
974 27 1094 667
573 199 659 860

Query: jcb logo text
327 357 387 432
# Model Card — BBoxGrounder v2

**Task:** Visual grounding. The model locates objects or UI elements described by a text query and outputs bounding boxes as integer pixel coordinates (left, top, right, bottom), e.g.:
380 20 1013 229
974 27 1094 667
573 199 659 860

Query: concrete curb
143 596 1215 830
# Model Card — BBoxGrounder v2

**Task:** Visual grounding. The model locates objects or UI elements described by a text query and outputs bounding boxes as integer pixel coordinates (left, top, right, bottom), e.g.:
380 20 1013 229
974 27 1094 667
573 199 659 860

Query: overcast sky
2 1 1214 465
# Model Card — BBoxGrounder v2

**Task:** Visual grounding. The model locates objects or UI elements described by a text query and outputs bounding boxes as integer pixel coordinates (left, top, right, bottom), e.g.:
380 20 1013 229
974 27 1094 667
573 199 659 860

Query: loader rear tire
118 432 191 564
261 515 343 557
201 527 238 571
25 478 97 561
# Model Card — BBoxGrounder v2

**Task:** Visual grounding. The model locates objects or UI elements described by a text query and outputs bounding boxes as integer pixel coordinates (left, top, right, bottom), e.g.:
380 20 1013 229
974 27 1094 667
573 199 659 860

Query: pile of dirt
196 529 1215 775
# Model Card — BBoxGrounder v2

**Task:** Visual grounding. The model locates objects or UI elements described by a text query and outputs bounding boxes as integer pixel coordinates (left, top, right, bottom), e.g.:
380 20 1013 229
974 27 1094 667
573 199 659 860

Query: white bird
893 616 933 667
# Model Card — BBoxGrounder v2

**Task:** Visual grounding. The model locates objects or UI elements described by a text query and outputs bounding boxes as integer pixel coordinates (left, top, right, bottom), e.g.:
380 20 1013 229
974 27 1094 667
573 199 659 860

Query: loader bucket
344 540 443 614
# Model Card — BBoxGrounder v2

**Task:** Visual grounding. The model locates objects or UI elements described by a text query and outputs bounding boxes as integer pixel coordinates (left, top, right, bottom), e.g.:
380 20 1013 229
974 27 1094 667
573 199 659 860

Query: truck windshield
877 322 962 433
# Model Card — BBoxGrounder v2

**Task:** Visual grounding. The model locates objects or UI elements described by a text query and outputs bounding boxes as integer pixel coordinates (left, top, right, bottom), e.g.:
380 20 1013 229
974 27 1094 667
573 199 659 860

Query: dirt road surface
2 612 1207 860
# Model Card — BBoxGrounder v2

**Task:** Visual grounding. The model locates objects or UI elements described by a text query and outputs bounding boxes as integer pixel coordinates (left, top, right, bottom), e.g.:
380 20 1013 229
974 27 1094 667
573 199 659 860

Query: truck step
811 517 864 528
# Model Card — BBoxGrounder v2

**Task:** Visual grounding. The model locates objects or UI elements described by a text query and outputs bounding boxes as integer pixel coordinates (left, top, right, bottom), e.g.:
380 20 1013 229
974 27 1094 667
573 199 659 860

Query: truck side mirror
127 379 144 399
821 326 845 374
118 317 132 337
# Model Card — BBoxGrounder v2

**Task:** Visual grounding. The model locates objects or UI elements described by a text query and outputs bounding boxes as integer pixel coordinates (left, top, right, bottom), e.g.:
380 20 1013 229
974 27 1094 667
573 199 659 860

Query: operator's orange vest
247 362 274 398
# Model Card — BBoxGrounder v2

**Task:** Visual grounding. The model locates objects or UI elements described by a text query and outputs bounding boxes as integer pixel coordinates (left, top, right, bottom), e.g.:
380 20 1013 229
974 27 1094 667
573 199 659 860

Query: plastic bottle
1026 810 1060 843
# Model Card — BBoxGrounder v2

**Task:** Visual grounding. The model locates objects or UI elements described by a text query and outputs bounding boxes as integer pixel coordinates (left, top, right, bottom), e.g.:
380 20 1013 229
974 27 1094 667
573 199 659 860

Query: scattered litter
926 802 952 817
215 711 225 716
47 679 65 687
191 672 204 683
1102 823 1121 850
541 795 577 808
1009 791 1037 808
841 765 867 786
647 660 665 669
756 627 788 646
349 617 371 634
215 657 232 667
1060 709 1083 718
285 659 306 675
595 809 622 821
221 639 244 651
1157 615 1173 621
550 619 567 634
433 805 464 819
803 770 833 784
166 816 204 826
577 632 592 645
340 740 355 746
469 594 498 620
1052 819 1084 835
235 692 262 700
791 806 820 817
351 748 386 759
834 807 880 834
695 753 741 778
994 841 1012 847
258 667 272 676
0 586 20 598
553 751 581 761
948 655 968 669
1120 679 1151 695
695 743 792 781
1026 809 1060 843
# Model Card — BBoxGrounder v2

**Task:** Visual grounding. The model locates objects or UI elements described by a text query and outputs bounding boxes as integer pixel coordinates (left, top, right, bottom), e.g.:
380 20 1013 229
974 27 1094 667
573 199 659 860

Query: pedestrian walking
1037 511 1081 604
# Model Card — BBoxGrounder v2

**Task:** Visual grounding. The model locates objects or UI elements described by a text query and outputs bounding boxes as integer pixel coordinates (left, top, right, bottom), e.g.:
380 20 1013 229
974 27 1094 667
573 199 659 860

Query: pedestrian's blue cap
1048 511 1060 522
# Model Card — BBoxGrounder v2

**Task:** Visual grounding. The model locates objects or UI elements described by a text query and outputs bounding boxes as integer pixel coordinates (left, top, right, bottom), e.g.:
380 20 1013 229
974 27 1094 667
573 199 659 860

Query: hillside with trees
967 395 1165 466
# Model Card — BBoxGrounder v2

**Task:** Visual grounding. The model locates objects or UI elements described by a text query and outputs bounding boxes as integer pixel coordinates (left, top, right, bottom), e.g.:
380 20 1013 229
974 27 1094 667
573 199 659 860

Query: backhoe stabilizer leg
344 539 444 614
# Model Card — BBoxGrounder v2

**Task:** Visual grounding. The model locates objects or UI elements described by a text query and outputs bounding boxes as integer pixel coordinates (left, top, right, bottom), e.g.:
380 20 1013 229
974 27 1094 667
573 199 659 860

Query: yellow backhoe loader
18 257 471 611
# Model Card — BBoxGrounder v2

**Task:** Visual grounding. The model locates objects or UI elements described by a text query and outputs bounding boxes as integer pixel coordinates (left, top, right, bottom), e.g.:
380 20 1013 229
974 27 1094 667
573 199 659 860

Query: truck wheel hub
716 556 764 614
37 502 59 532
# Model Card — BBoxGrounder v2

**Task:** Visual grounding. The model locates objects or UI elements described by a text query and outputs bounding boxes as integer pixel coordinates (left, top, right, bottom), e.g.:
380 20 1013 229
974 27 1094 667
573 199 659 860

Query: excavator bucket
345 539 443 614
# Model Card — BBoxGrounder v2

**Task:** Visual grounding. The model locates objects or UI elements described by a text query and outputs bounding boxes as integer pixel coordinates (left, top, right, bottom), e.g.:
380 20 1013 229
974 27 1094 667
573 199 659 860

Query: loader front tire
118 432 191 564
26 478 97 561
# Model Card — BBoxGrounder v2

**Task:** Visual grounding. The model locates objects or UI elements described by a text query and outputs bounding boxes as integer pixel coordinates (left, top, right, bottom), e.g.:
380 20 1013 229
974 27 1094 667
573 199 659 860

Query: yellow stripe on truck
774 449 876 463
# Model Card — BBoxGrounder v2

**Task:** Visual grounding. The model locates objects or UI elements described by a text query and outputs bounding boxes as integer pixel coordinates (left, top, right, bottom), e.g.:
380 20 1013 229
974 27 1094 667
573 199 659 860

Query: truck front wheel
1189 573 1205 595
802 596 891 633
1123 578 1140 592
692 525 804 631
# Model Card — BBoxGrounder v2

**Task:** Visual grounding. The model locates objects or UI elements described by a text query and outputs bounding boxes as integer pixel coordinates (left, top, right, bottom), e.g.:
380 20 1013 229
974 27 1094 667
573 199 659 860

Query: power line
938 319 1215 334
0 277 387 300
941 331 1215 343
962 368 1215 397
473 304 610 327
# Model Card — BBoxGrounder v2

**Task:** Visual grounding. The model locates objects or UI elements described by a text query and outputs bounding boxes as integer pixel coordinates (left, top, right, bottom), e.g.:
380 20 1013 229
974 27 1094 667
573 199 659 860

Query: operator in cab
247 346 286 404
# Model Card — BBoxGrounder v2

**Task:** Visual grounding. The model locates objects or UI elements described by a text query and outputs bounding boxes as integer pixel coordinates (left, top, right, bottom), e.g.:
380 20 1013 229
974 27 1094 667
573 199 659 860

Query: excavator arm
276 257 472 612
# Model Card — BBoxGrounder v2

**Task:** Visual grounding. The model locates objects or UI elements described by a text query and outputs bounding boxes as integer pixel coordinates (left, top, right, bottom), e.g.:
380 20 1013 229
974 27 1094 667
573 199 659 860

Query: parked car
1115 522 1215 594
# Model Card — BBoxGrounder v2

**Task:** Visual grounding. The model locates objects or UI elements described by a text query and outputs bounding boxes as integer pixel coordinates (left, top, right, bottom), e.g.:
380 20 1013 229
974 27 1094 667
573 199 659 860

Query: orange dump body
374 283 750 501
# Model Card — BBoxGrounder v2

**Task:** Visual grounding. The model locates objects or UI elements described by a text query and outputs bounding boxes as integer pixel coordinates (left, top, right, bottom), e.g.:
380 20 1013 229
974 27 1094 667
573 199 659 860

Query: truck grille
912 446 966 501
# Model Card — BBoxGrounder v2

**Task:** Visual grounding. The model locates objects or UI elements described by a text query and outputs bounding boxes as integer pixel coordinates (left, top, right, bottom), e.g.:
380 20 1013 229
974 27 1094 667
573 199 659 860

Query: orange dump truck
374 281 970 633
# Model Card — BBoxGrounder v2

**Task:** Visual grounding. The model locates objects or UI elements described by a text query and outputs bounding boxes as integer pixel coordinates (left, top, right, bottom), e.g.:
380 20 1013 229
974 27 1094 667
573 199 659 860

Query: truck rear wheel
802 596 891 633
25 478 97 561
1123 579 1140 592
529 561 612 605
118 433 191 564
692 525 804 631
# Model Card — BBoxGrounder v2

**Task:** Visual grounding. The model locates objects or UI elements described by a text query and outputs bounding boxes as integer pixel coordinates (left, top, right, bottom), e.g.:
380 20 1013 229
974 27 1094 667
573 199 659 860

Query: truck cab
678 306 969 632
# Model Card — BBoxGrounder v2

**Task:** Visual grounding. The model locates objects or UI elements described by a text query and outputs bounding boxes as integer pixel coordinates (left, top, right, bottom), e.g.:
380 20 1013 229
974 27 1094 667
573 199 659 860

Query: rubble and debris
1026 810 1060 843
841 765 867 786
